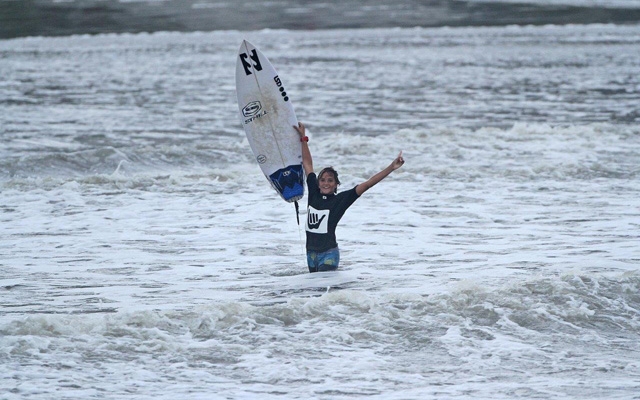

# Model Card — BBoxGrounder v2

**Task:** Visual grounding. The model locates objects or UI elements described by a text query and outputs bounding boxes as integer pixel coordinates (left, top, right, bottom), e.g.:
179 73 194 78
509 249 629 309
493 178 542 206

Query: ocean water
1 23 640 399
4 0 640 39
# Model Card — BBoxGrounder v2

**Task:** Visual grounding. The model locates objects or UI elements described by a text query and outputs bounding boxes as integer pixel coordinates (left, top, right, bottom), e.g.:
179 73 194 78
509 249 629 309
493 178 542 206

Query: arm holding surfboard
295 122 313 177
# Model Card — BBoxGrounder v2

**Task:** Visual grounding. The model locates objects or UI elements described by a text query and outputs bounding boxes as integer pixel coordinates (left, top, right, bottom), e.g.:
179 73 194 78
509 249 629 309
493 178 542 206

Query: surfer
294 122 404 273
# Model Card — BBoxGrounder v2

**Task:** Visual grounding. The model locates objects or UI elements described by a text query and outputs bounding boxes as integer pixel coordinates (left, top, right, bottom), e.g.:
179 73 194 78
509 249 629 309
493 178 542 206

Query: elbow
356 183 369 196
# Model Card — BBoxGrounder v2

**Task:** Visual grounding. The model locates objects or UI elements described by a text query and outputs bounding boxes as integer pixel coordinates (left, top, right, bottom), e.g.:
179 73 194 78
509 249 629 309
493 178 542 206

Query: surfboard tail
269 164 305 203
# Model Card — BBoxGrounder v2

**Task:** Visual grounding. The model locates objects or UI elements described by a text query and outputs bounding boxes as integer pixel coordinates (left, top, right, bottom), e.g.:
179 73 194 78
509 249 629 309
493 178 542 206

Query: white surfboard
235 40 304 203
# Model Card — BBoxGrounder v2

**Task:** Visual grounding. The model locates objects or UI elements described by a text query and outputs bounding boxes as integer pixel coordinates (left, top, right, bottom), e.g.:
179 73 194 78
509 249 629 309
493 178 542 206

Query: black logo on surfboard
274 75 289 102
242 101 268 124
242 101 262 118
240 49 262 76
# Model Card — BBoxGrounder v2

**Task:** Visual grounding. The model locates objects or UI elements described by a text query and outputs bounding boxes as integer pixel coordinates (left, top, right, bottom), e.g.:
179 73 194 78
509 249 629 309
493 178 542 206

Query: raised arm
294 122 313 176
355 151 404 196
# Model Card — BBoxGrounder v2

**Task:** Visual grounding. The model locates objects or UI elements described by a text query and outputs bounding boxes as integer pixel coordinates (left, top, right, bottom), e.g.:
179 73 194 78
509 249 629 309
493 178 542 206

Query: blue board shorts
306 247 340 273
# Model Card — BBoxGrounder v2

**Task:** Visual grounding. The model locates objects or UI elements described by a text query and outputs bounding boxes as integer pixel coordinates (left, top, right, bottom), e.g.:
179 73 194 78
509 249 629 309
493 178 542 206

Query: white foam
1 25 640 399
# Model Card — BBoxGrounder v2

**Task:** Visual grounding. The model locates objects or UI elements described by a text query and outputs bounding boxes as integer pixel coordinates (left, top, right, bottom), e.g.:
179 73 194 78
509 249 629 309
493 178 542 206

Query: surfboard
235 40 304 203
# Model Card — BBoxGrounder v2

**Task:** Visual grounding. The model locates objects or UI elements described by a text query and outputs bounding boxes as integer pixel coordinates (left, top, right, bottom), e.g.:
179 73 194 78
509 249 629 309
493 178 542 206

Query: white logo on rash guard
306 206 329 234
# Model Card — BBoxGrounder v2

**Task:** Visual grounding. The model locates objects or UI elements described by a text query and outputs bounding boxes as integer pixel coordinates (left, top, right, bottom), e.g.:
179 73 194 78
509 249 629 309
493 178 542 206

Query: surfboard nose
240 39 254 51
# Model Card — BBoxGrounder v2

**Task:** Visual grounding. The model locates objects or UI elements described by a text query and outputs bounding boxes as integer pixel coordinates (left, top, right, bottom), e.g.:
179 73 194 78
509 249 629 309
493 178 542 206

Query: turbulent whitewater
1 24 639 399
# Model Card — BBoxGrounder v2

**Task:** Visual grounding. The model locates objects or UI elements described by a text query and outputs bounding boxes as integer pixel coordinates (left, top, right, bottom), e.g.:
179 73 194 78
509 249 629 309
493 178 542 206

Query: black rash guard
305 172 360 252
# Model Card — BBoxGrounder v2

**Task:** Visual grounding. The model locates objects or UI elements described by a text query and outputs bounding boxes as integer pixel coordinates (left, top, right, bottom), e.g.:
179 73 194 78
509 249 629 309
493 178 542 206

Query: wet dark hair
318 167 340 193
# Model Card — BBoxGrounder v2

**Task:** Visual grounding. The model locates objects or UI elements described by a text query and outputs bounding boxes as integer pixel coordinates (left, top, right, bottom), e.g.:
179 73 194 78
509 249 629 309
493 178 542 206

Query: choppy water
1 24 640 399
4 0 640 39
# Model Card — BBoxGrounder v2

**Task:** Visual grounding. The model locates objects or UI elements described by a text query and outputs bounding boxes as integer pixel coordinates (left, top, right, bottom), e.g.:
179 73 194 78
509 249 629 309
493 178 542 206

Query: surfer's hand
391 151 404 170
294 122 306 137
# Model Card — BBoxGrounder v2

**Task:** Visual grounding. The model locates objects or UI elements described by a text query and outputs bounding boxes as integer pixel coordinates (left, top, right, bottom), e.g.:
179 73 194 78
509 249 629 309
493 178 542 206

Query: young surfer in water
294 122 405 273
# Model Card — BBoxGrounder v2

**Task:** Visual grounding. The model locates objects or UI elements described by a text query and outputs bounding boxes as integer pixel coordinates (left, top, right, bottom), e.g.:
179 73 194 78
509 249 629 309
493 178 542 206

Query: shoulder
307 173 319 195
338 186 360 201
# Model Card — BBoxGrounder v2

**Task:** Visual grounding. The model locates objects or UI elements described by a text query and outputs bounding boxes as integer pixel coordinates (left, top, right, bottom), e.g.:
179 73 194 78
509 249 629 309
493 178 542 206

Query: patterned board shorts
306 247 340 273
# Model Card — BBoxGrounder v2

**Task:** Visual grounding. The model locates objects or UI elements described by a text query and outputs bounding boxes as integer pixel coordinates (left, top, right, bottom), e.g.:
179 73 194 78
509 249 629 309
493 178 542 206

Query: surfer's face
318 173 338 195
